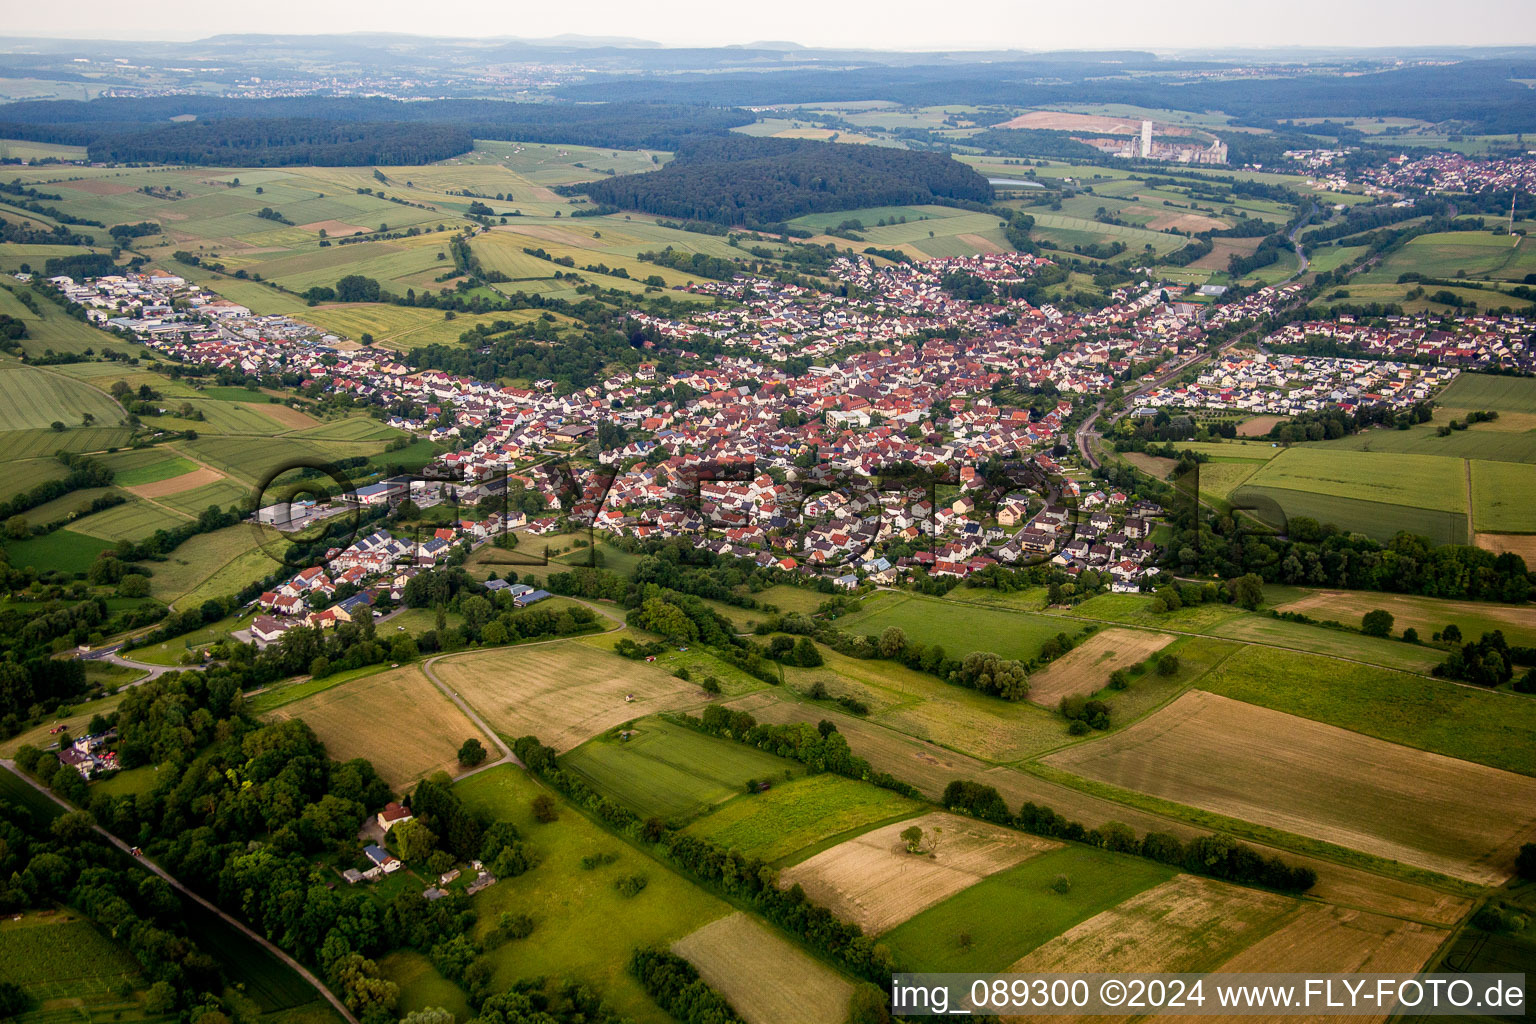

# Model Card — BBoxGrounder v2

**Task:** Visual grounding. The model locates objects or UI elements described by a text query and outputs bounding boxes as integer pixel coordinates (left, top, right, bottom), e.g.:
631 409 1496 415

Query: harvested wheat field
1146 212 1228 233
1027 628 1174 706
1475 531 1536 562
433 640 703 752
299 219 371 236
1011 874 1295 974
780 812 1059 934
1237 415 1287 437
673 912 853 1024
954 232 1005 253
1216 902 1448 975
127 466 225 498
1044 690 1536 883
264 665 493 788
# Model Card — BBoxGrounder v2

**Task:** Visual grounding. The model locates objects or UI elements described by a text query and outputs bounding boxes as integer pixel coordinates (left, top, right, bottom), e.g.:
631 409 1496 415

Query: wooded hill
0 97 754 163
574 135 995 228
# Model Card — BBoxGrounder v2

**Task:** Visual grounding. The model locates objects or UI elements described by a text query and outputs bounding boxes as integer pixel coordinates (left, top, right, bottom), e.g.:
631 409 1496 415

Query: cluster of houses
1263 317 1536 374
1358 153 1536 195
1134 352 1458 417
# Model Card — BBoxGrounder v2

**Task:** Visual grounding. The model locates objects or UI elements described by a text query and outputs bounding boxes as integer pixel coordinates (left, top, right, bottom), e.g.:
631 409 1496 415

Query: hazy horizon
2 0 1534 52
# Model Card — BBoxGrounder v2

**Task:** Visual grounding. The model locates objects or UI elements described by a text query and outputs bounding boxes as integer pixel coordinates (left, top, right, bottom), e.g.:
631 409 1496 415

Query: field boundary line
0 761 360 1024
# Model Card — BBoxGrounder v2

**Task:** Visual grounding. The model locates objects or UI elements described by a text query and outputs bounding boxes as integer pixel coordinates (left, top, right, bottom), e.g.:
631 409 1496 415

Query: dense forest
575 135 994 227
556 59 1536 133
85 119 472 167
0 97 753 155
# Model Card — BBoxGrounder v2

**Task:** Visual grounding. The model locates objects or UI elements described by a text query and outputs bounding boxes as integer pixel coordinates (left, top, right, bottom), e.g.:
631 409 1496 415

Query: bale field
1043 690 1536 884
430 640 703 752
1026 628 1175 706
778 812 1059 934
673 913 854 1024
1011 874 1296 973
263 664 493 788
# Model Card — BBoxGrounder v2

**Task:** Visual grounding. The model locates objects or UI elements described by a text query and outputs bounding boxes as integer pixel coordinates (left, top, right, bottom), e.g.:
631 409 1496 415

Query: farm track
0 759 360 1024
420 596 629 780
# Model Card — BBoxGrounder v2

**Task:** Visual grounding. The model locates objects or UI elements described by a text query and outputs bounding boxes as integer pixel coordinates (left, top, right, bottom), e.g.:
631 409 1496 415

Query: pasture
3 527 115 572
882 846 1175 972
453 765 731 1024
682 772 922 863
778 812 1058 934
1269 587 1536 650
1025 628 1174 705
1437 372 1536 414
1197 644 1536 774
145 524 282 604
431 640 704 752
835 591 1067 663
561 717 799 822
1365 231 1536 283
0 363 123 431
1043 690 1536 884
673 913 854 1024
263 664 494 788
1012 874 1295 973
378 951 472 1020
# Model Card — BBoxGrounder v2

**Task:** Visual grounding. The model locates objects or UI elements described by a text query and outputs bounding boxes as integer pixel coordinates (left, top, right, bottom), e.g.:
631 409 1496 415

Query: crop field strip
263 663 496 788
430 639 713 752
1025 627 1175 705
681 772 924 863
561 717 801 822
1269 587 1536 649
1043 690 1536 884
673 912 855 1024
778 812 1059 934
882 845 1177 972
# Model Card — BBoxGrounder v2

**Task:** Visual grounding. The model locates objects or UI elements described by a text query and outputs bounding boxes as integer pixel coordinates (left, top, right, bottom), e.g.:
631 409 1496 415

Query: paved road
0 760 359 1024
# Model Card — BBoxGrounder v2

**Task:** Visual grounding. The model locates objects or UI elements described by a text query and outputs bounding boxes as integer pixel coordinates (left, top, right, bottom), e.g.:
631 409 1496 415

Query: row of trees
942 781 1318 892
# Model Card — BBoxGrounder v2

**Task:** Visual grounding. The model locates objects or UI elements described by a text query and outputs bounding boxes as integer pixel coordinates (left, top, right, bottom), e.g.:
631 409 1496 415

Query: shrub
615 874 648 897
1050 874 1072 894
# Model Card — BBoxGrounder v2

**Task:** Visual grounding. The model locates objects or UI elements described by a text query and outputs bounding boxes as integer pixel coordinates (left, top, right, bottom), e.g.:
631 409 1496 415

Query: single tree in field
531 794 558 823
900 825 924 853
1361 609 1394 637
458 737 487 767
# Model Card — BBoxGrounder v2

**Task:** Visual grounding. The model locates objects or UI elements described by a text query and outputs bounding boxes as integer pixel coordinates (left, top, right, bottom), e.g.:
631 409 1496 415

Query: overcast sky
4 0 1534 50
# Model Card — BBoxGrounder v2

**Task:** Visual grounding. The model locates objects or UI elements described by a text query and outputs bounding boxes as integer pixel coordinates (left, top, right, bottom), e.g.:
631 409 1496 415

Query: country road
0 760 360 1024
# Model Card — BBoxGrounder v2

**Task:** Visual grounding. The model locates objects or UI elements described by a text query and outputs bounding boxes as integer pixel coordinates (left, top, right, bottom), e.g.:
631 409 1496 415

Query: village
28 246 1491 612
